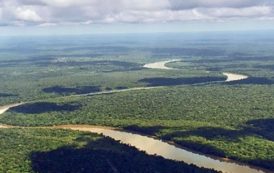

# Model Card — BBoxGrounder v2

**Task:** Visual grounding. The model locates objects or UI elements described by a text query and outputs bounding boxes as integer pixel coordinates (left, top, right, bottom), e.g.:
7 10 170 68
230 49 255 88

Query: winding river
0 120 270 173
0 104 271 173
0 60 259 173
56 125 270 173
144 59 249 82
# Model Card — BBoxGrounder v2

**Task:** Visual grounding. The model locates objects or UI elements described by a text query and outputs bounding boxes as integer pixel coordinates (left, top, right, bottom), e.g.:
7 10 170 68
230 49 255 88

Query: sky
0 0 274 35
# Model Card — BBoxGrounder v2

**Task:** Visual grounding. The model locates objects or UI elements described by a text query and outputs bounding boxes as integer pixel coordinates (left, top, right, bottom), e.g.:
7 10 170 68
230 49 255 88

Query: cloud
0 0 273 26
0 8 3 20
39 0 91 7
97 9 213 23
169 0 274 9
197 6 272 18
15 7 42 22
38 22 56 27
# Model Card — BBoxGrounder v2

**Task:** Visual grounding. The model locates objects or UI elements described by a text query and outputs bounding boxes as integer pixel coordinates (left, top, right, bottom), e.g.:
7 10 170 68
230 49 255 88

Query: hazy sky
0 0 274 35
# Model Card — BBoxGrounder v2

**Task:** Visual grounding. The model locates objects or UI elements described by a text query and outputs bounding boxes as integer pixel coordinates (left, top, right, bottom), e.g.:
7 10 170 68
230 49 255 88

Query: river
56 125 271 173
0 60 262 173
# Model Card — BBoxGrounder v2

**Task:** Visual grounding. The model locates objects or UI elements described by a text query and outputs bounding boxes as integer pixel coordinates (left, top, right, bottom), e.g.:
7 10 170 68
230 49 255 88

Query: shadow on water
31 136 216 173
124 118 274 170
9 102 81 114
138 77 226 86
43 86 101 95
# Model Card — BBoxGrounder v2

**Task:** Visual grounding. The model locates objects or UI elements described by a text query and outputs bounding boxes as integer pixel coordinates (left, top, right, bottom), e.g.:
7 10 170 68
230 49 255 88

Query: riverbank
0 61 263 173
0 124 271 173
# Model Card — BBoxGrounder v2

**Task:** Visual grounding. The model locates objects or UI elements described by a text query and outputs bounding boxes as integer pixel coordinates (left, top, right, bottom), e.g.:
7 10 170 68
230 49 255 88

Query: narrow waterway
0 108 271 173
143 59 181 70
56 125 271 173
0 61 259 173
143 60 249 82
0 103 24 114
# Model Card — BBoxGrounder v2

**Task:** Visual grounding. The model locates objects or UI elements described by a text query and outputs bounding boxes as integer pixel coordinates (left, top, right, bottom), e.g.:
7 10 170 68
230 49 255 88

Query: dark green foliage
31 137 216 173
1 33 274 172
2 85 273 170
0 128 217 173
